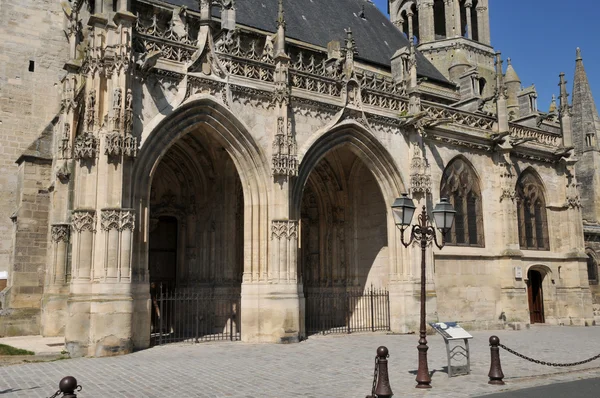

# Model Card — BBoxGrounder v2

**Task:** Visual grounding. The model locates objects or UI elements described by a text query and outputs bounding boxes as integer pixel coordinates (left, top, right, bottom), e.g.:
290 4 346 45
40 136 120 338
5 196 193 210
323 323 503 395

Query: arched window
433 0 446 39
478 78 487 96
440 158 484 246
586 250 599 285
516 171 549 250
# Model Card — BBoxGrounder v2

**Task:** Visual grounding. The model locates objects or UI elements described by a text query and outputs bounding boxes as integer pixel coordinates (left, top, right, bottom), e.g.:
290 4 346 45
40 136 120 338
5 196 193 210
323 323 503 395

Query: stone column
444 0 455 37
454 0 462 37
477 0 491 44
464 1 473 39
407 10 414 41
417 0 434 44
41 224 71 336
66 209 96 356
240 3 303 343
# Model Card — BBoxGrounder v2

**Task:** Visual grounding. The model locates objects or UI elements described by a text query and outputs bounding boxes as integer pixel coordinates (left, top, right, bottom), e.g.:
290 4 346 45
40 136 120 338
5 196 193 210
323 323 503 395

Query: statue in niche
113 87 122 109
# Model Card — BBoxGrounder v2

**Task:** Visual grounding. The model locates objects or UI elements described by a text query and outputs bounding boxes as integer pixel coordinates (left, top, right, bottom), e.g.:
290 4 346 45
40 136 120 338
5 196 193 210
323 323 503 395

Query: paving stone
1 326 600 397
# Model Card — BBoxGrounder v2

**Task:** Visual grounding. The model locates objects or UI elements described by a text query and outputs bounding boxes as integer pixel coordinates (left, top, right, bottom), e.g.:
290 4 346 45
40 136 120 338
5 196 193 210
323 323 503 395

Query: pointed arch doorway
148 127 244 343
300 146 391 335
527 269 545 324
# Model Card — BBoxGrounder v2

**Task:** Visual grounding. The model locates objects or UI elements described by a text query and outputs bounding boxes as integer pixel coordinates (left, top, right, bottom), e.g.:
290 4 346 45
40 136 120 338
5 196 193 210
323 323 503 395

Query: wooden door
527 270 545 323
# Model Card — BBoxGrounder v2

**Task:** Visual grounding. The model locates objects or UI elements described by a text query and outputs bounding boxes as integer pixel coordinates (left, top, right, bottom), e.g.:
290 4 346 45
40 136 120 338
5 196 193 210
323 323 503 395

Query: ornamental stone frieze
100 209 136 232
271 220 298 240
71 210 96 233
51 224 71 243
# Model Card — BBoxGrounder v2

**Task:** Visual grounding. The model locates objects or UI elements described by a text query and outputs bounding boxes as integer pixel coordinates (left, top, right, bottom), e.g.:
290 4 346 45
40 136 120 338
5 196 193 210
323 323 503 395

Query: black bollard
59 376 80 398
367 346 394 398
488 336 505 385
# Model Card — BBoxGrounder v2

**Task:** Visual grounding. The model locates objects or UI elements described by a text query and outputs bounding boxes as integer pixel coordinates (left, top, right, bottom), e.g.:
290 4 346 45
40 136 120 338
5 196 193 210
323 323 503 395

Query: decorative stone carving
123 134 137 157
84 89 96 132
105 132 122 156
272 117 297 177
59 122 71 159
500 189 517 202
51 224 70 243
409 143 431 194
104 132 137 158
73 132 98 160
271 220 298 240
566 195 582 209
101 209 136 232
55 161 71 183
71 210 96 233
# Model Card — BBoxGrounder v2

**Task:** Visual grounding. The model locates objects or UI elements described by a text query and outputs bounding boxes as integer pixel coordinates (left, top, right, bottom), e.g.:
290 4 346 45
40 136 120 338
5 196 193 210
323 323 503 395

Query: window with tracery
587 251 598 285
440 158 484 247
516 171 549 250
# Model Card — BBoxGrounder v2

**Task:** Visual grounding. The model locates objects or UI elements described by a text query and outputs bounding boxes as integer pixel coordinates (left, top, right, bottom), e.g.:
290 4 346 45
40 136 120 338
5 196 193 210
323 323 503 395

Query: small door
527 270 545 324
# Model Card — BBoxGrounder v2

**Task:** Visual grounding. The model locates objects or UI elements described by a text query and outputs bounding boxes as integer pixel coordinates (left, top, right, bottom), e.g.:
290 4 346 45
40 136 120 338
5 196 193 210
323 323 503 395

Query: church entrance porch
299 146 390 335
148 126 243 344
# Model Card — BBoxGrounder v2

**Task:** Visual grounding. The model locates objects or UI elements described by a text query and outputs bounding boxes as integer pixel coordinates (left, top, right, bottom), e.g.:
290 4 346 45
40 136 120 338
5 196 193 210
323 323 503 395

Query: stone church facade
0 0 598 357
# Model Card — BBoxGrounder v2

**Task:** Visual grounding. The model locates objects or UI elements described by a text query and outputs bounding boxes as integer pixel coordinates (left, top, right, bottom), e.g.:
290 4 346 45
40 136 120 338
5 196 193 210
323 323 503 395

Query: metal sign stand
430 322 473 377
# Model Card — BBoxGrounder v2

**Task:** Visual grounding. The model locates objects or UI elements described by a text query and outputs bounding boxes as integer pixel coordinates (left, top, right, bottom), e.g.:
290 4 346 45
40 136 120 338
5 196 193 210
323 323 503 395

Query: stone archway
147 128 245 341
295 123 405 334
129 97 271 346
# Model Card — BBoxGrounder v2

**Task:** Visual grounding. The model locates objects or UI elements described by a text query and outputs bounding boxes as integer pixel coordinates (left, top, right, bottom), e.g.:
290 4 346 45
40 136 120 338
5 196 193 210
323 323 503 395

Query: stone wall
0 0 68 278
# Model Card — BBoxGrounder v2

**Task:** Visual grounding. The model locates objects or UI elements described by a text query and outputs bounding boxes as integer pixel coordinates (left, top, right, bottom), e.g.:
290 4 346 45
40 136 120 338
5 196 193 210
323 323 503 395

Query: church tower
389 0 495 97
571 48 600 224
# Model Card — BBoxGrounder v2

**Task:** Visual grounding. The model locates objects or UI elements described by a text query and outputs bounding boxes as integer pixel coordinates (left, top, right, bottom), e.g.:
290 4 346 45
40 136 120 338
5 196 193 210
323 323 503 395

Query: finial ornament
576 47 582 61
277 0 285 29
559 72 570 115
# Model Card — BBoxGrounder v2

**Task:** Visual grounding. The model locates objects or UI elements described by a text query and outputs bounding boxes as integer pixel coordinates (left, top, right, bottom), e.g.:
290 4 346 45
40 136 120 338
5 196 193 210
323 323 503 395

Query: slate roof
164 0 449 83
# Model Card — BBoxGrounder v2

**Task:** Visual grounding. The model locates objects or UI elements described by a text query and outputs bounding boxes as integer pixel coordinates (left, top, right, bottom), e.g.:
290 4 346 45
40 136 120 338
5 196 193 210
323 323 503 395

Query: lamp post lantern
391 194 455 389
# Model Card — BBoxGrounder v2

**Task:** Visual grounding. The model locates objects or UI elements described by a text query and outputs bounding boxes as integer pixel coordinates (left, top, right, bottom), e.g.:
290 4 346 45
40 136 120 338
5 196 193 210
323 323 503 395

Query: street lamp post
391 194 455 389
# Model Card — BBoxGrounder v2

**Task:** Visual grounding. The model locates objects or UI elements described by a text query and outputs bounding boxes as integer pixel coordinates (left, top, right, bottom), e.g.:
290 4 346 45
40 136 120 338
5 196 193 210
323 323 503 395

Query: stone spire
505 58 521 117
495 52 509 132
559 72 573 148
549 94 557 113
571 47 600 153
274 0 287 59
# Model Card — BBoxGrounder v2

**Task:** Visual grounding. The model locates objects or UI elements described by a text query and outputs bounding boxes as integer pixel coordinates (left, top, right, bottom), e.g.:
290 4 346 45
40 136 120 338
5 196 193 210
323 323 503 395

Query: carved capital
271 220 298 240
71 210 96 233
73 132 98 160
51 224 71 243
101 209 136 231
500 189 517 203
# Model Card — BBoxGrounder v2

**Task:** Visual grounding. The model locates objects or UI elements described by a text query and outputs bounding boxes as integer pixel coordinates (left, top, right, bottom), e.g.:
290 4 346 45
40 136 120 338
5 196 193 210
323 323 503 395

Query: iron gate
151 287 241 345
305 287 390 335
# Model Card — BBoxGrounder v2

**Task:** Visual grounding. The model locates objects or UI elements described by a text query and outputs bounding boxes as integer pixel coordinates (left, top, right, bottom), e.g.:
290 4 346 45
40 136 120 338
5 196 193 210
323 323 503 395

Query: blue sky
372 0 600 111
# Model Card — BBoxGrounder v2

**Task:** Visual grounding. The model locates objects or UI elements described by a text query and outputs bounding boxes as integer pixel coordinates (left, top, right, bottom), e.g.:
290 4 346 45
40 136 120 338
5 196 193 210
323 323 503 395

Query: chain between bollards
366 346 394 398
488 336 505 385
47 376 82 398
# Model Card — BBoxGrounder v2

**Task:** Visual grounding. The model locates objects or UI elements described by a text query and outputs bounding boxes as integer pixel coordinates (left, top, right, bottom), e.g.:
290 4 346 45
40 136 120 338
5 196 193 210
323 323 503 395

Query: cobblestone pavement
1 326 600 397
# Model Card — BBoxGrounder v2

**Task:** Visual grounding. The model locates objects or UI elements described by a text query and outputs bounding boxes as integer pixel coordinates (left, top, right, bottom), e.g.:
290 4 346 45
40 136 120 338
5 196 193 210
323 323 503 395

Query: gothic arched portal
300 146 390 333
147 124 244 340
149 131 244 289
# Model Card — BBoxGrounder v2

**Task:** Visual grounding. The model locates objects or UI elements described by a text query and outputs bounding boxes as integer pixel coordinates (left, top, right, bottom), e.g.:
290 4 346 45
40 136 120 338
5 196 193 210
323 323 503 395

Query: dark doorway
149 216 178 288
527 270 545 324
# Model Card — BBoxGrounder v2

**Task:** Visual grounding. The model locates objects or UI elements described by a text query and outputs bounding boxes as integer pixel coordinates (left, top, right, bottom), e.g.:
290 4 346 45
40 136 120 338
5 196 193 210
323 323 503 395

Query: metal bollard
366 346 394 398
48 376 81 398
488 336 505 385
